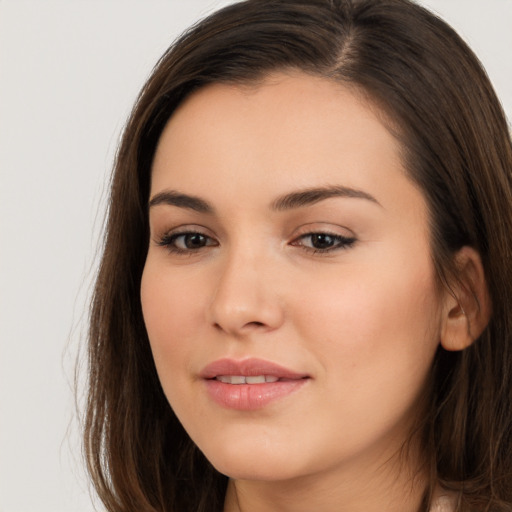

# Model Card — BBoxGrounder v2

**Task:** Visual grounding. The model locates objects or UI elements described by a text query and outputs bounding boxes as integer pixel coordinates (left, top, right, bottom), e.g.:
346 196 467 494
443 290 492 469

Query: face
141 72 444 484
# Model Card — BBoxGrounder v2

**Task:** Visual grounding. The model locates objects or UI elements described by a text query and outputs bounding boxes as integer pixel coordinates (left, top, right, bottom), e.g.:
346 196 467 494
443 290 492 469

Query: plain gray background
0 1 510 511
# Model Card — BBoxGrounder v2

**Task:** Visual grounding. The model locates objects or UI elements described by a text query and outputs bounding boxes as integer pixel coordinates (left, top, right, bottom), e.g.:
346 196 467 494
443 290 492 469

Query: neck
223 445 428 512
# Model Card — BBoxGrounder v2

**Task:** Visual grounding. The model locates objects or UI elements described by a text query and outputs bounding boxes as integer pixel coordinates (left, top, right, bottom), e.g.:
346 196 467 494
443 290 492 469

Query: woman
84 0 512 510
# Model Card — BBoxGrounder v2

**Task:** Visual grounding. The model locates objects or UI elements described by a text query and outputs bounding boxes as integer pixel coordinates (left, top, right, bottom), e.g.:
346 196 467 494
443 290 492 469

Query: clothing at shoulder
430 489 457 512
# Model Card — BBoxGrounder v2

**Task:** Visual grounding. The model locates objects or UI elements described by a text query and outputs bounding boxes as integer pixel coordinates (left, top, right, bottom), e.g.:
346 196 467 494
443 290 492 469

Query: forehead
150 72 424 220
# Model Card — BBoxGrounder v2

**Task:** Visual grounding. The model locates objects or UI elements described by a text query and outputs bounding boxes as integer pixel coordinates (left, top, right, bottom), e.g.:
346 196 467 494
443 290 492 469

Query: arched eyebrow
271 185 381 210
148 190 214 213
148 185 381 214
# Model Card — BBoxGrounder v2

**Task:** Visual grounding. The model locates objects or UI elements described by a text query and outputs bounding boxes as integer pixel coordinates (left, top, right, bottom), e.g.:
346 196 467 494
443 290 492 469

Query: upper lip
200 358 309 380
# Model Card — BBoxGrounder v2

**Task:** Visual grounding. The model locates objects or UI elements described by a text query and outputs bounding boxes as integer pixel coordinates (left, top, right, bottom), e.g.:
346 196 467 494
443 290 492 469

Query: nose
207 246 285 337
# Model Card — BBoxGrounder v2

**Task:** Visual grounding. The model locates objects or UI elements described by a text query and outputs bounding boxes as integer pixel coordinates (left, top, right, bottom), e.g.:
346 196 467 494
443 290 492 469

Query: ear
440 246 492 351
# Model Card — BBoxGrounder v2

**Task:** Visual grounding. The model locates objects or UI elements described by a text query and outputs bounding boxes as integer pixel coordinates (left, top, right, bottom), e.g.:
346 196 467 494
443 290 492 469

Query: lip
200 358 310 410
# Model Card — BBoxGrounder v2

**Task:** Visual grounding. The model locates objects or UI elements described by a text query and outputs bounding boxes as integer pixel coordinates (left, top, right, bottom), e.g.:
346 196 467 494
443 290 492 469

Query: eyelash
156 230 218 255
156 230 356 255
291 232 356 254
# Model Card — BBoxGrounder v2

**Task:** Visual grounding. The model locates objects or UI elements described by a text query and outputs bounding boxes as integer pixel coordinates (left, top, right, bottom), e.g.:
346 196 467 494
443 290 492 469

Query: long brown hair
84 1 512 510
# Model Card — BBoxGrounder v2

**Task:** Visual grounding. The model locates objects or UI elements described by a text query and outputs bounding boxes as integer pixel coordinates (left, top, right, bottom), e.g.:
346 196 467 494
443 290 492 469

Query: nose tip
211 304 281 336
207 259 284 337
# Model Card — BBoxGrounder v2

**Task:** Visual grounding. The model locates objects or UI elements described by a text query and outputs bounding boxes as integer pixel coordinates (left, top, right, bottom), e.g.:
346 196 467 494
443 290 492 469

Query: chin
212 457 306 482
198 436 311 482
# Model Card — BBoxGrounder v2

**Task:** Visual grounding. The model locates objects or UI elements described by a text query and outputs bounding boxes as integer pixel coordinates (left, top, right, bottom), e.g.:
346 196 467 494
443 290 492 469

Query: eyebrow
148 190 214 213
148 185 380 214
271 185 381 210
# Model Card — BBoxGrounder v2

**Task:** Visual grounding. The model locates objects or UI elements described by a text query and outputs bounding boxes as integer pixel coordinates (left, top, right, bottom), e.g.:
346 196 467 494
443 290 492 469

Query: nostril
212 320 267 335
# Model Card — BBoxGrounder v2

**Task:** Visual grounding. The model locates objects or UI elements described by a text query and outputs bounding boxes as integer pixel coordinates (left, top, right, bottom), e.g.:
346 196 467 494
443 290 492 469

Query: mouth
214 375 281 384
200 358 310 410
200 357 309 381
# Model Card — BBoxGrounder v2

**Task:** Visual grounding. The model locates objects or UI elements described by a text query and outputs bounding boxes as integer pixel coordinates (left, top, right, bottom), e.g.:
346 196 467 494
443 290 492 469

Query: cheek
295 256 442 396
292 263 441 454
140 263 205 382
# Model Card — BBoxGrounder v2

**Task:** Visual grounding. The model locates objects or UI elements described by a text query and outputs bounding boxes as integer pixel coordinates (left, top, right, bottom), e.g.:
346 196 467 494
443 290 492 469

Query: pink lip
200 358 309 411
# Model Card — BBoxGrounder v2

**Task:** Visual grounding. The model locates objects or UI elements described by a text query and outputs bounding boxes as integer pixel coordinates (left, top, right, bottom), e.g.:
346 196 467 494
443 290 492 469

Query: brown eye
309 233 337 250
157 231 218 253
178 233 209 249
292 232 356 253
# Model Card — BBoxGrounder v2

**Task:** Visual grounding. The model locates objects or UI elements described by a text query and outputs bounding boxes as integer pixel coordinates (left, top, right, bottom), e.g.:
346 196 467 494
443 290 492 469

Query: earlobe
440 246 492 352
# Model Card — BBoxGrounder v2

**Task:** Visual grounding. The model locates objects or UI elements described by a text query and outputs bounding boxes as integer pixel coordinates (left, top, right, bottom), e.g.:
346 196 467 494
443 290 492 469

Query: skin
141 72 450 512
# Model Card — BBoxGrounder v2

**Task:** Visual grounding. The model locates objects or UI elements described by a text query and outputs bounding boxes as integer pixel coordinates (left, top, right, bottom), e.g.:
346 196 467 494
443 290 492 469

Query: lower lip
204 379 308 410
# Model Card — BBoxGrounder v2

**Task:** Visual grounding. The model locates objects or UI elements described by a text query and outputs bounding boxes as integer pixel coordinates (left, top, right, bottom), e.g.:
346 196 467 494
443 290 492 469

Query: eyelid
288 223 357 254
153 224 219 254
291 232 356 252
158 231 217 246
152 223 216 240
290 222 355 239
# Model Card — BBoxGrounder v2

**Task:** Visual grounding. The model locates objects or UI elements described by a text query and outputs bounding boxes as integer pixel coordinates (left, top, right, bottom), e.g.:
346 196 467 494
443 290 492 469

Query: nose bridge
208 238 283 335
